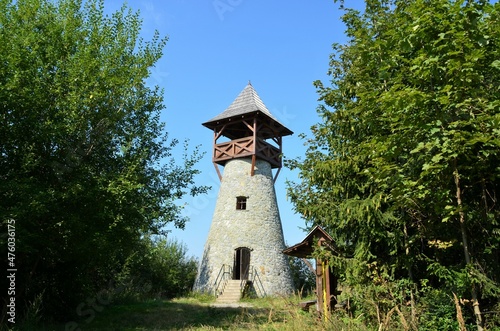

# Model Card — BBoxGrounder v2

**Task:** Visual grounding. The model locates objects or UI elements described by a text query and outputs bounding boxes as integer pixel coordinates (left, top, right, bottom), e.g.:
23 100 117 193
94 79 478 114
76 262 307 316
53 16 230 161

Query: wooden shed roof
283 225 334 259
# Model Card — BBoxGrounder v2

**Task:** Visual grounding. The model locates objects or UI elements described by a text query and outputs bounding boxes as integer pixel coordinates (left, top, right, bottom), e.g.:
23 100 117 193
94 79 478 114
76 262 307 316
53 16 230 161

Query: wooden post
250 154 256 176
316 258 323 316
250 117 257 176
213 129 222 181
322 262 329 321
213 163 222 181
325 263 332 313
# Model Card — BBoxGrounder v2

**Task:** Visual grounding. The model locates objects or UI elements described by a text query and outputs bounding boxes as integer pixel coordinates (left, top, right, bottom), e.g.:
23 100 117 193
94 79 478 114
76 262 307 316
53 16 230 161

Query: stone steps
216 280 243 303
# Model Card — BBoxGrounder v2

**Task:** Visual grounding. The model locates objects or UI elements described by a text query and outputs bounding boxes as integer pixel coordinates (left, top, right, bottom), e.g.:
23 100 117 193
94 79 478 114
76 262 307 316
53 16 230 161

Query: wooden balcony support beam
251 117 257 176
242 119 254 132
251 154 256 177
214 124 228 142
213 162 222 181
273 166 281 183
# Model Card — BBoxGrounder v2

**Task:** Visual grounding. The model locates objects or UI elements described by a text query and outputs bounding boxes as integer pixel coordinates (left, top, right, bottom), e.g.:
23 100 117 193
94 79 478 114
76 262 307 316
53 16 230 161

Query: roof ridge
204 83 282 124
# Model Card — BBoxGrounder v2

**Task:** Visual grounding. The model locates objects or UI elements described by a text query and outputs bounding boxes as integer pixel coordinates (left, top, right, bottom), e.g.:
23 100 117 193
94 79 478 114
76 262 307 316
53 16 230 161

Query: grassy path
25 296 369 330
62 297 303 330
78 299 259 330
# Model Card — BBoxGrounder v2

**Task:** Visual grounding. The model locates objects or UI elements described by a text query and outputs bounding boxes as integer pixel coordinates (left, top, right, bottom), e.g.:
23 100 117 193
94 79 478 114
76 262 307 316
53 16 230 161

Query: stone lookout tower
194 82 294 298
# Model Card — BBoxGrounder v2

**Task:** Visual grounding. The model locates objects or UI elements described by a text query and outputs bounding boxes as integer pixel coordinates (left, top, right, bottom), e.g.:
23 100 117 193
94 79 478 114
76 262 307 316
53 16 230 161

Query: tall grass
12 293 377 330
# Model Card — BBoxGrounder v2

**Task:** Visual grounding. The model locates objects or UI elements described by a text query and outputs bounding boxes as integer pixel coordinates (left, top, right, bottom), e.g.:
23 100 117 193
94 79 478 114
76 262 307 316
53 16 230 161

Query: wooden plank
273 167 281 183
299 300 317 312
250 154 256 176
214 124 227 141
213 137 255 162
213 162 222 181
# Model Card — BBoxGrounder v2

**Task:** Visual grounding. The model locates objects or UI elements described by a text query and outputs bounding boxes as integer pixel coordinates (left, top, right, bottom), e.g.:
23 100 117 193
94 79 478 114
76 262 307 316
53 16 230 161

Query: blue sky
105 0 363 259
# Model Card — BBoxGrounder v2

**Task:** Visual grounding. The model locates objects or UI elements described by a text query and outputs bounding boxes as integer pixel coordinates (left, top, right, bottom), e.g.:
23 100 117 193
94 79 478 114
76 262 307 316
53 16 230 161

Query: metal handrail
241 266 266 298
239 264 250 293
214 264 267 298
214 264 232 297
250 267 266 297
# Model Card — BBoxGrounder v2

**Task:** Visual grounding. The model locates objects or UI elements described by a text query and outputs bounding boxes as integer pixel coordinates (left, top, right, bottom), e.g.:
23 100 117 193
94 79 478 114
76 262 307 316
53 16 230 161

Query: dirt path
209 302 253 308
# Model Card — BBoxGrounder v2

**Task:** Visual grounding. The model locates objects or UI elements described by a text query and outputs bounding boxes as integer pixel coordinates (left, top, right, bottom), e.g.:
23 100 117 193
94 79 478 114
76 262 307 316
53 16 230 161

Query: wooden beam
250 117 257 176
214 124 227 142
301 258 315 274
325 262 332 313
316 258 324 315
273 166 281 183
250 154 256 176
253 117 257 154
213 162 222 181
242 120 254 132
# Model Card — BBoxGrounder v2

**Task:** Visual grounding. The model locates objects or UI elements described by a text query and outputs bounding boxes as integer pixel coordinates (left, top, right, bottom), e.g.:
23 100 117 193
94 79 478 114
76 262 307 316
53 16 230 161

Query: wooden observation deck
202 83 293 181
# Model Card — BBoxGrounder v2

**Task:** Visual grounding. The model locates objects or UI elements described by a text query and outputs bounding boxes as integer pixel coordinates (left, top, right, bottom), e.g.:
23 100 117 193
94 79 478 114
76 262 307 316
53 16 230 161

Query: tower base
193 158 294 297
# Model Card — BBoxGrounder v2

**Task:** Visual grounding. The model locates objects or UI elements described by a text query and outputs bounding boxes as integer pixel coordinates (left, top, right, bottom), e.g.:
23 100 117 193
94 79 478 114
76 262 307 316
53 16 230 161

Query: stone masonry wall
193 157 294 296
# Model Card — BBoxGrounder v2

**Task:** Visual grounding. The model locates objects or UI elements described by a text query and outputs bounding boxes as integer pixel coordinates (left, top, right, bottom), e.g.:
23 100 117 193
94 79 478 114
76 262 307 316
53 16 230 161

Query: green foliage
44 296 374 331
288 257 316 295
287 0 500 329
0 0 208 322
418 288 460 331
117 236 199 301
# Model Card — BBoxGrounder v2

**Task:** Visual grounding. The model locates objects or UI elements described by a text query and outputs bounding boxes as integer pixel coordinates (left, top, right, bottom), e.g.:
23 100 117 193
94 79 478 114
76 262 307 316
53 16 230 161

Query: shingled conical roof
202 83 293 138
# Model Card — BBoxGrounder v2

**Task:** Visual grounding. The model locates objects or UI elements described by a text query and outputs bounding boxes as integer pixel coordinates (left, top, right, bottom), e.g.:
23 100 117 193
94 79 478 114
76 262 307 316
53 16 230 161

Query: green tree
287 0 500 329
0 0 207 322
133 237 198 298
110 236 198 302
289 257 316 296
146 237 199 298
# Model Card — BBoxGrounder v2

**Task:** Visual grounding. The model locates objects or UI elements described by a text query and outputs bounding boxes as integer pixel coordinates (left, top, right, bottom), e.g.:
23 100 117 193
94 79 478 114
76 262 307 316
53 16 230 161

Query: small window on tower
236 196 247 210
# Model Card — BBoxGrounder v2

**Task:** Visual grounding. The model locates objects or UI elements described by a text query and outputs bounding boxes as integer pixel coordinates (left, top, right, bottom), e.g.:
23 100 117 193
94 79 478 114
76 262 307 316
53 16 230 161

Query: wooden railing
214 137 254 162
255 138 281 168
213 137 281 168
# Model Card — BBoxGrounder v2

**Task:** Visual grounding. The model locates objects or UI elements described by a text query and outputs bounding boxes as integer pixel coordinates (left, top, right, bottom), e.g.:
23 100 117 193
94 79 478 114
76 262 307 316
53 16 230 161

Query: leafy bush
418 289 459 331
288 257 316 295
0 0 208 323
114 236 198 302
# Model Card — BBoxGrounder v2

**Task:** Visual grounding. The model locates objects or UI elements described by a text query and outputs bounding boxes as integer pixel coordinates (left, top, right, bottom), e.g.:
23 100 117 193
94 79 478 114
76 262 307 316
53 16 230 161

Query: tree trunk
453 161 483 331
403 223 417 330
453 292 467 331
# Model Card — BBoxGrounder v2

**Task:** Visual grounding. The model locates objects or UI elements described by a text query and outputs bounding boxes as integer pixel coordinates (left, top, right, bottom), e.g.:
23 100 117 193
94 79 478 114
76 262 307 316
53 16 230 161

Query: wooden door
233 247 251 280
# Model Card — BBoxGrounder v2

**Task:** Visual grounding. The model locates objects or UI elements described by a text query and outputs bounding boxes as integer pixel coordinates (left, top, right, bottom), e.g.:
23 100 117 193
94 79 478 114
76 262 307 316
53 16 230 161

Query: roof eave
202 111 293 136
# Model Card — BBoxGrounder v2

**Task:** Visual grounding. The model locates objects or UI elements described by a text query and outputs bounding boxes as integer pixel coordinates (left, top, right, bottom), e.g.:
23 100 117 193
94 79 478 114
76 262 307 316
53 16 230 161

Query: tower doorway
233 247 251 280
